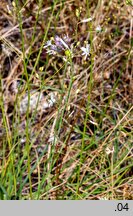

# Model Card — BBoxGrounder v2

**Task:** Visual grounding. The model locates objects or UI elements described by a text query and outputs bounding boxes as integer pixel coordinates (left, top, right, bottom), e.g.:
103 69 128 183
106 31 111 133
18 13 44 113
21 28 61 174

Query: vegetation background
0 0 132 200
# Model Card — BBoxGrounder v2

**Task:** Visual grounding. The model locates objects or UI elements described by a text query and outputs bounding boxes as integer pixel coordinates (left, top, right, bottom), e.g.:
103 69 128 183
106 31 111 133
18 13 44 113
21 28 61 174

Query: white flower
96 25 102 32
44 40 52 48
81 43 90 59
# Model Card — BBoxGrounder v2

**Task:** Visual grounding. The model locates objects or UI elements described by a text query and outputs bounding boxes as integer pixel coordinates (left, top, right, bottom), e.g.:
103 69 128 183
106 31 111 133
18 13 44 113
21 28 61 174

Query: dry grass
0 0 133 200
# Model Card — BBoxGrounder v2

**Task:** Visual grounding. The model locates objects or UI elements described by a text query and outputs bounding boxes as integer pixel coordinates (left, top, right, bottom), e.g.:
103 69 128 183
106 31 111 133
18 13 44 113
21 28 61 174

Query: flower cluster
44 35 91 61
44 35 71 55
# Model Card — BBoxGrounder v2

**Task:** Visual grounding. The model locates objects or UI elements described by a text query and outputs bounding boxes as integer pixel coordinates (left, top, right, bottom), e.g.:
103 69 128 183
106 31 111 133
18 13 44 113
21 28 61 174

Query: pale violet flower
96 25 102 32
54 35 69 50
81 43 90 59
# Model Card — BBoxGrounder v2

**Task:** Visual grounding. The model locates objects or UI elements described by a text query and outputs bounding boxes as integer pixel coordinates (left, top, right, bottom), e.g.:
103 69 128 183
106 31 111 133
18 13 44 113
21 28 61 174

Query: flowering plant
44 35 91 62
